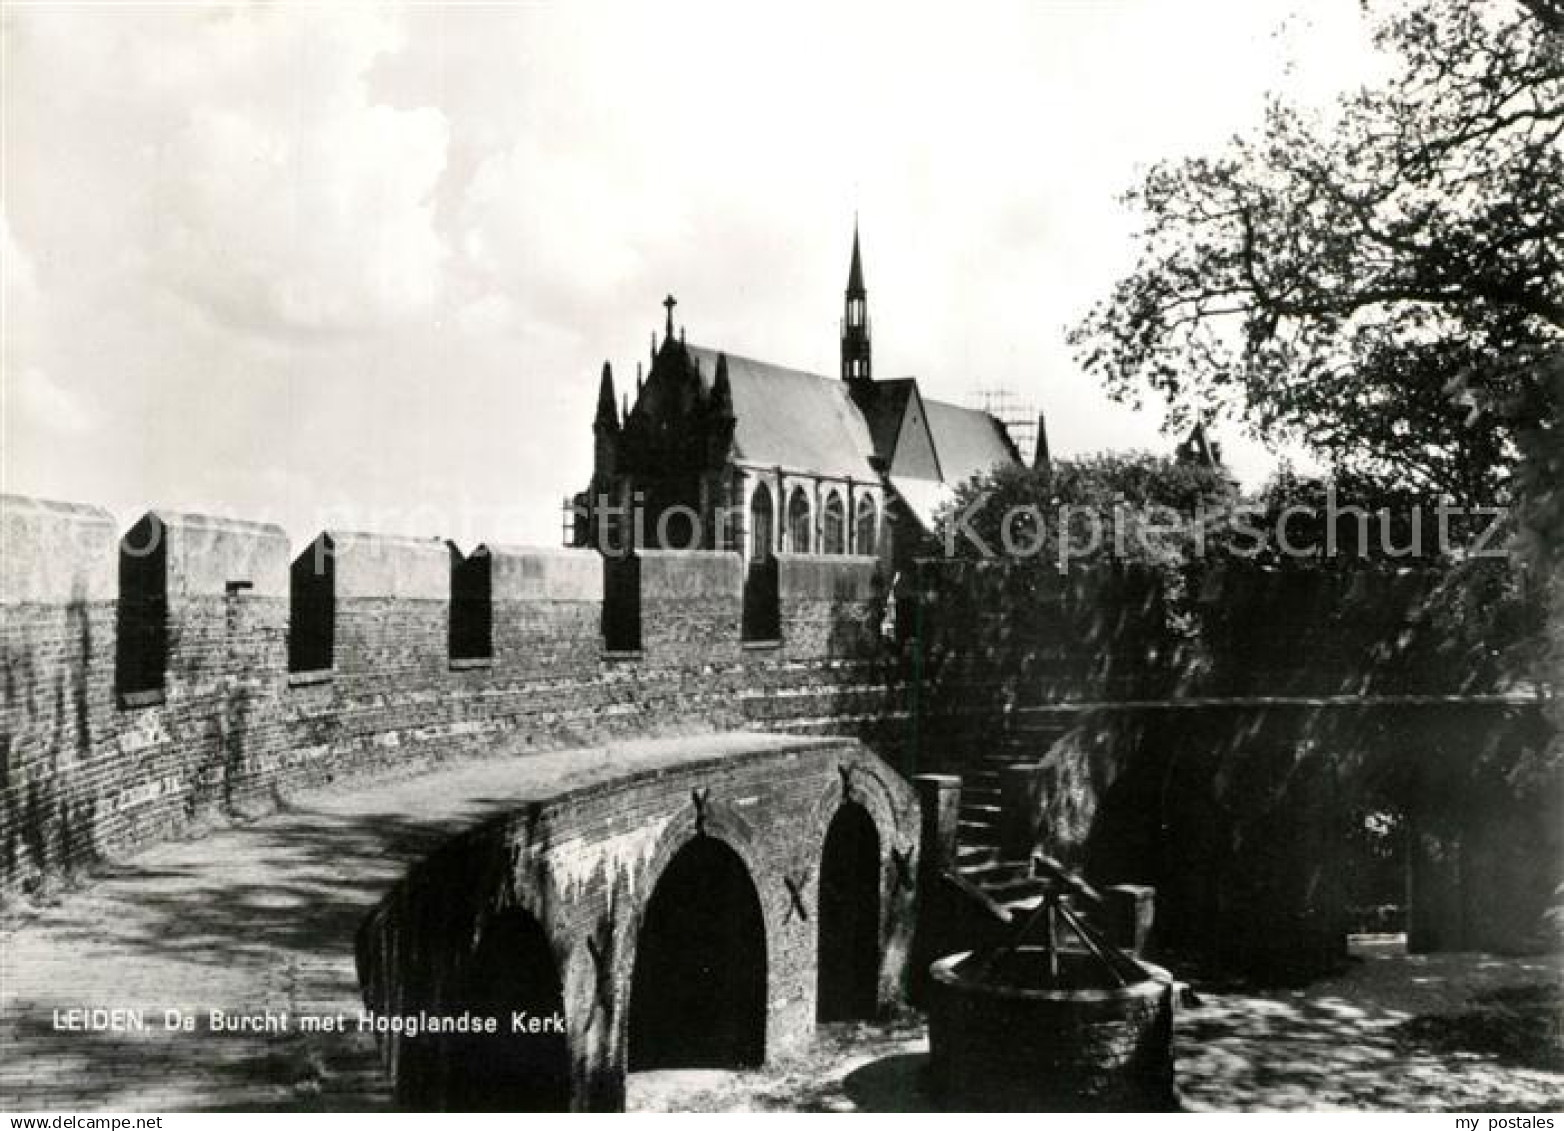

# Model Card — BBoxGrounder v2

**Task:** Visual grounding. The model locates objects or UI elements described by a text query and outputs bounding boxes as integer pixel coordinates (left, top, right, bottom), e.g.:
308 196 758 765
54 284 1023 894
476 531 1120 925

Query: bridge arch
800 760 914 1022
626 831 769 1071
356 737 923 1111
817 801 881 1021
448 907 571 1111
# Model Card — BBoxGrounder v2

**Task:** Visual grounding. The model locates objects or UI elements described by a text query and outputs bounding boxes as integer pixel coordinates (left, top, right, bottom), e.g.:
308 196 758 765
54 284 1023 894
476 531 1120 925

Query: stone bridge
357 732 919 1111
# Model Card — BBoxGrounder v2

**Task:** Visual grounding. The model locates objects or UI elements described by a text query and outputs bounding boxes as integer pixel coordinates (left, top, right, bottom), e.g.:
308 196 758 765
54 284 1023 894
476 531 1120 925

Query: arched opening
816 803 882 1022
447 909 571 1112
855 496 878 558
786 487 812 554
819 807 882 1026
629 837 767 1071
117 514 169 705
749 482 774 560
822 491 846 555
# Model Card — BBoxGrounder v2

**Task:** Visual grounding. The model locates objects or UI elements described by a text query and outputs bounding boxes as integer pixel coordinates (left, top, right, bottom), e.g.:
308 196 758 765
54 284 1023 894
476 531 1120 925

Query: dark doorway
446 910 571 1112
628 837 767 1070
817 803 882 1022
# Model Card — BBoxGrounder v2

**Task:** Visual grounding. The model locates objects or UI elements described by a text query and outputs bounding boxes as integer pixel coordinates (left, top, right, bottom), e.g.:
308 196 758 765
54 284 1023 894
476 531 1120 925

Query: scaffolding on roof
968 386 1041 467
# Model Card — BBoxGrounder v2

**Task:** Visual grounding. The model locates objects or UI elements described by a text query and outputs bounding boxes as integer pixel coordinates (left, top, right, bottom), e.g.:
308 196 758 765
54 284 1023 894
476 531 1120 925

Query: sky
2 0 1381 549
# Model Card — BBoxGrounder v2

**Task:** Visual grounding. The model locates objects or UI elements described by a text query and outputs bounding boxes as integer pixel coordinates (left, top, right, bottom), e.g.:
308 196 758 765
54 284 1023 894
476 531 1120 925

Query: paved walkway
0 733 823 1111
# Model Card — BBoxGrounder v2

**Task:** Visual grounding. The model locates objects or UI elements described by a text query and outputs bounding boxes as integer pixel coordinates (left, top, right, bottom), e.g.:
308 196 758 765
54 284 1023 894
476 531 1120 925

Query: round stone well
927 865 1177 1110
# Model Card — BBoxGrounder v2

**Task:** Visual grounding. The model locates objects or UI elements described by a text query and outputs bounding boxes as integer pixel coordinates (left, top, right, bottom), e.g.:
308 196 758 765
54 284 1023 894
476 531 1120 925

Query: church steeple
594 361 619 430
592 360 620 484
841 222 872 382
847 224 866 298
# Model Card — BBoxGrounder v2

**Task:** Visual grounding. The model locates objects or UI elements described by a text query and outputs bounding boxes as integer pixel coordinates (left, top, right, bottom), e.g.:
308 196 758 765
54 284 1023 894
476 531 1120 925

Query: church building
572 228 1025 575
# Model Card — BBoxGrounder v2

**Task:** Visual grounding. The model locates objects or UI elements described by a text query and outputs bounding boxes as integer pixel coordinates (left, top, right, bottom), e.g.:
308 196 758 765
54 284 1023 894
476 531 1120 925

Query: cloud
13 366 94 436
8 4 450 339
4 0 1373 545
1 209 36 299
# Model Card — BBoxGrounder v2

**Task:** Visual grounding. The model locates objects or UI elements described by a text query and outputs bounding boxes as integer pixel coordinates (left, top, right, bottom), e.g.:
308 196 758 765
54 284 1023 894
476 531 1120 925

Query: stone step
998 892 1049 917
955 844 998 867
958 859 1031 886
958 818 1000 841
983 875 1048 902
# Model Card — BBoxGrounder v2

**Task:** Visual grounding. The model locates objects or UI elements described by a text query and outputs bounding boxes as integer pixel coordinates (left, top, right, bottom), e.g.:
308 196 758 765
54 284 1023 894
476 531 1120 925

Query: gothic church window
823 491 846 555
787 488 812 554
855 496 878 557
749 483 775 560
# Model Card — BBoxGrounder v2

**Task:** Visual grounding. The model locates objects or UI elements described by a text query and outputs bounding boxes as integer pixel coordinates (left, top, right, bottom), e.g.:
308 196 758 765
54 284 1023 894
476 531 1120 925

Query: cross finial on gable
663 294 677 340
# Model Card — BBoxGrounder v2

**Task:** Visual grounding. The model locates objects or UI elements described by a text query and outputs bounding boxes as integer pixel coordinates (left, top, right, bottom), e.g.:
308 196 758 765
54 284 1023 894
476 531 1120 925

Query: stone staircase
943 708 1073 914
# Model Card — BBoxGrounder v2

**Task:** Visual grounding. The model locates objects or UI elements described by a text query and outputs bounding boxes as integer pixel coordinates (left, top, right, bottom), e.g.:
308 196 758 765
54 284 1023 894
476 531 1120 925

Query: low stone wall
1009 697 1559 973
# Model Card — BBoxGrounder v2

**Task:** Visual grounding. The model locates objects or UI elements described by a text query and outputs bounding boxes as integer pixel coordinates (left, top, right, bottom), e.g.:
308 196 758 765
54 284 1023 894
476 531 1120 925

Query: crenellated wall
2 495 907 899
5 491 1554 971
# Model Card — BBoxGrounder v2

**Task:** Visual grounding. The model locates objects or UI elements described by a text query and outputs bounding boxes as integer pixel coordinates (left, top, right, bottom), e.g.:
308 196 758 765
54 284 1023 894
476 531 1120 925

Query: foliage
1068 0 1564 504
936 450 1236 572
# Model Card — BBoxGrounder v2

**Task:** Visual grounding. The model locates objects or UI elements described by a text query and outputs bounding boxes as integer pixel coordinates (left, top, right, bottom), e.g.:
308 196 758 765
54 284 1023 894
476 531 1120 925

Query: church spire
594 361 619 430
710 352 734 418
847 219 866 298
841 221 872 382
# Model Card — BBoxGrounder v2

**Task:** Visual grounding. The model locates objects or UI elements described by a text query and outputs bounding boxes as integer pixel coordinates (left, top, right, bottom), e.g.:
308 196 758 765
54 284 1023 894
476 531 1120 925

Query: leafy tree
1069 0 1563 504
938 450 1236 569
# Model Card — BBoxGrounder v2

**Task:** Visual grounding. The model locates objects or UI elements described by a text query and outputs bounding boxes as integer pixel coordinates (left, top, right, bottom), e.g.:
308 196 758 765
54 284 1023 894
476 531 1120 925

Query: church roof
681 345 1018 519
686 346 878 480
847 377 918 465
920 398 1020 489
888 474 956 532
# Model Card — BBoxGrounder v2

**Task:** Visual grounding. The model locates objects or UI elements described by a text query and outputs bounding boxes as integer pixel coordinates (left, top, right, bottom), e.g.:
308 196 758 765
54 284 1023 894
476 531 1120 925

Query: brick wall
6 491 1553 971
777 553 881 662
2 495 909 899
